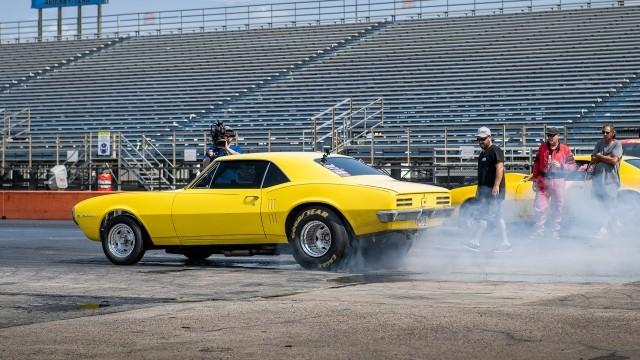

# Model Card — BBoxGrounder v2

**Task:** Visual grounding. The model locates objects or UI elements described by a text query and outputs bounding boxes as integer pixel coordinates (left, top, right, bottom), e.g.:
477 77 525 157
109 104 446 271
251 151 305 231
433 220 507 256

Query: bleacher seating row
1 5 639 163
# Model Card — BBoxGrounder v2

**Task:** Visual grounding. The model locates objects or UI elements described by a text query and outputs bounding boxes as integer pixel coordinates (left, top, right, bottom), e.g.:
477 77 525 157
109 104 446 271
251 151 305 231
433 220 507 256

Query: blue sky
0 1 271 22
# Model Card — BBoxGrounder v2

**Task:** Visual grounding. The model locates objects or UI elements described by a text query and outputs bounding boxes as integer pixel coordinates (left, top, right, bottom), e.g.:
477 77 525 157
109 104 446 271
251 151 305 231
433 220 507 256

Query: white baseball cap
476 126 492 138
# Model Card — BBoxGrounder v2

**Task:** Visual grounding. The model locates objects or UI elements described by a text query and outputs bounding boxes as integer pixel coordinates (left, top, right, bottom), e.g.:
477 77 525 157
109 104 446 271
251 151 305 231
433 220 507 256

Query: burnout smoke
406 186 640 283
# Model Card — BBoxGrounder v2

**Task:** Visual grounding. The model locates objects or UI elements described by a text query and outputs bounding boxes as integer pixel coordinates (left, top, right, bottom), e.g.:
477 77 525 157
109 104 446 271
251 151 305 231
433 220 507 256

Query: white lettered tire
288 206 351 270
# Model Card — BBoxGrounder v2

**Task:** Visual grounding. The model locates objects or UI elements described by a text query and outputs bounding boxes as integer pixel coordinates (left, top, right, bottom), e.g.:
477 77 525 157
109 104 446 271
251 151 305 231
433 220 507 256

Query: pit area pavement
1 220 639 359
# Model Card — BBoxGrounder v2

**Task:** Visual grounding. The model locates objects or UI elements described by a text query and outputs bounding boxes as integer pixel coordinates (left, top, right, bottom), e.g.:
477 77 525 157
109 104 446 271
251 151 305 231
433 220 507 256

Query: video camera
210 121 235 148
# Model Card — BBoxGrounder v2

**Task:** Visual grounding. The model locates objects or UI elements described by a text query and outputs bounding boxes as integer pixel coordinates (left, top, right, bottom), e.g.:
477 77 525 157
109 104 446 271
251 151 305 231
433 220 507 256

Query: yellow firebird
73 152 453 270
450 155 640 222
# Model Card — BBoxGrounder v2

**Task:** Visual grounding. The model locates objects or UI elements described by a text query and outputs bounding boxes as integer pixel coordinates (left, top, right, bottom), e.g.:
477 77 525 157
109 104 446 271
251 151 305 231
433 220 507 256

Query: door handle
244 195 259 205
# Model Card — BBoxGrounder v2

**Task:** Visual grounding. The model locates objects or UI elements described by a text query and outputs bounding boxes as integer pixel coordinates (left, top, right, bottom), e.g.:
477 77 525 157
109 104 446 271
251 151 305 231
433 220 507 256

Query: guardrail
0 0 634 43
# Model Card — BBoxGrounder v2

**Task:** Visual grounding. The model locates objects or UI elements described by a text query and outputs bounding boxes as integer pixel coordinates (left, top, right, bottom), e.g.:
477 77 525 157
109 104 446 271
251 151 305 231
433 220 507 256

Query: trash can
48 165 68 190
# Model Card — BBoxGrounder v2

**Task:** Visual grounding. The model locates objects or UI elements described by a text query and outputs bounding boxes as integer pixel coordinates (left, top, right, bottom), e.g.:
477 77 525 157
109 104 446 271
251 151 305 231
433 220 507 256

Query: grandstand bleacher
1 2 640 188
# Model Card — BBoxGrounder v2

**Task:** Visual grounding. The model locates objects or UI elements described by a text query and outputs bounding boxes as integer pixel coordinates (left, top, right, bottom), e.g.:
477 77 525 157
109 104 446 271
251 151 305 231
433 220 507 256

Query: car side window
262 163 290 188
192 163 218 189
211 161 268 189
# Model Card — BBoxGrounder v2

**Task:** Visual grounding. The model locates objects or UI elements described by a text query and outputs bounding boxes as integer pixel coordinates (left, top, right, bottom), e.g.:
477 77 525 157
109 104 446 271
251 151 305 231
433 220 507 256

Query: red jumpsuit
531 142 576 236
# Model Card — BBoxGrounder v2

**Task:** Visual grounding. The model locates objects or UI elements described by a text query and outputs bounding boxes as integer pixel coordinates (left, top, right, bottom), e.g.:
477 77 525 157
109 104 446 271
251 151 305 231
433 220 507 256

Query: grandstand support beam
312 117 317 152
117 133 122 191
37 8 43 42
268 130 272 152
56 135 60 166
1 134 5 176
444 128 448 164
406 128 412 168
331 108 336 151
97 4 103 38
77 5 82 39
503 124 507 149
28 135 32 168
57 7 62 40
370 132 375 165
88 133 92 191
172 130 176 188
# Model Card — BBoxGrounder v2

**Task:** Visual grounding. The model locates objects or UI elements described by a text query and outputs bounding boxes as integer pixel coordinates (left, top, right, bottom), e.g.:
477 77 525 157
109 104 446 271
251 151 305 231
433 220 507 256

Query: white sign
98 131 111 156
66 150 79 163
184 148 198 162
460 146 475 159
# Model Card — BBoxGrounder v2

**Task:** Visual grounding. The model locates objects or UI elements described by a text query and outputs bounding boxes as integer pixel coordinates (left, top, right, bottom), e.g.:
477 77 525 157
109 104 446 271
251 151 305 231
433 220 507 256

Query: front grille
396 198 413 207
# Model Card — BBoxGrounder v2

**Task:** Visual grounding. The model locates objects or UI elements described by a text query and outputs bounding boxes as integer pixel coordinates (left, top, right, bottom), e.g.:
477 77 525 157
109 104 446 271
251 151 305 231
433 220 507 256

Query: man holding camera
202 122 242 167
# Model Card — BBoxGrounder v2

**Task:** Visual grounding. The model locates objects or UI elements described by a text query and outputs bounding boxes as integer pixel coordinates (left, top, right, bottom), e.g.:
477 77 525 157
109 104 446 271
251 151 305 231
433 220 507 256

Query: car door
171 160 269 245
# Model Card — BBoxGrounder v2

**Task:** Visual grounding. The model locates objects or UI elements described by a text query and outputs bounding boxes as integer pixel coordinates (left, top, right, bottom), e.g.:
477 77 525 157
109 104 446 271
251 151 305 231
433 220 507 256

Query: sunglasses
476 137 488 142
546 133 558 137
602 131 611 134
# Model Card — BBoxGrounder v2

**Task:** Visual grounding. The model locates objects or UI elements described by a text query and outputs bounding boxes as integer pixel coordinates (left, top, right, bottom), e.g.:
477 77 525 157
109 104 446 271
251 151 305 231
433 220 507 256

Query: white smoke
405 188 640 283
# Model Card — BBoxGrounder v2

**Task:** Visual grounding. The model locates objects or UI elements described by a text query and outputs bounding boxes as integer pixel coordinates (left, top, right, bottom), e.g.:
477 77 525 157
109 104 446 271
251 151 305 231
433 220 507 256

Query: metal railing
1 108 31 141
306 97 384 153
119 134 176 190
0 0 634 43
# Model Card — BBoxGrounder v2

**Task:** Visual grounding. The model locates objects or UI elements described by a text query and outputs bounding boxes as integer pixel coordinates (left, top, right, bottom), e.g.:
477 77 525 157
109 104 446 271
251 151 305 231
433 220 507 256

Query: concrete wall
0 191 112 220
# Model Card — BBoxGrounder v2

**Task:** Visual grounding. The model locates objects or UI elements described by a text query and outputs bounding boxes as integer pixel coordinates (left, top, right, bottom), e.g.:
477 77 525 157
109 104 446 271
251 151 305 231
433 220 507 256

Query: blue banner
31 0 108 9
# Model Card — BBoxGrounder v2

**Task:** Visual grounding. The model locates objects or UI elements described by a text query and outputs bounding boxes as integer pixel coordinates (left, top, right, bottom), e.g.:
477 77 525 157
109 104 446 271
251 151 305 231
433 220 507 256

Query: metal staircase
305 97 384 156
119 134 175 190
1 108 31 141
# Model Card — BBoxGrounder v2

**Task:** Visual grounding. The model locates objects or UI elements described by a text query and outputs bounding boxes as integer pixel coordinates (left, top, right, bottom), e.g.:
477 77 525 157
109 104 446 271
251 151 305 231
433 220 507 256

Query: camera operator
202 122 242 167
215 127 242 157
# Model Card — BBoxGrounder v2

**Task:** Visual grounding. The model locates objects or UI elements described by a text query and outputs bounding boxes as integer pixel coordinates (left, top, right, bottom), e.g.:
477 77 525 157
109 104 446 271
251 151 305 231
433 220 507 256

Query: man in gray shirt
591 123 623 238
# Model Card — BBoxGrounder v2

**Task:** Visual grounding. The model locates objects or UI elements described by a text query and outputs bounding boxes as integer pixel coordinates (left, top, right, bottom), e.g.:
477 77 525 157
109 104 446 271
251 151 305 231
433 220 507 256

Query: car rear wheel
360 233 414 269
102 215 146 265
288 206 351 270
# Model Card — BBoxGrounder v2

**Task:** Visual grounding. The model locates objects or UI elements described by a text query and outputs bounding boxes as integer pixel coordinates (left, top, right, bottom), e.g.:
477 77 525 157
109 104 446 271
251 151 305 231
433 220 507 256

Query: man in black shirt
464 126 511 252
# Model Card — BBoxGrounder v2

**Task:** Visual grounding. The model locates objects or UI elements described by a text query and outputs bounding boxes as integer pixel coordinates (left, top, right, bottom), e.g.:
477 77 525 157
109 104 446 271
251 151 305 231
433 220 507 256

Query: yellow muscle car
451 155 640 224
73 152 453 270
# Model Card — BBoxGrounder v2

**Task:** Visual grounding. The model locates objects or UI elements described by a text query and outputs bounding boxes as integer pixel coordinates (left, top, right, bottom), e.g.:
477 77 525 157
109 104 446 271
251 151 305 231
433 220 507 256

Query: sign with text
97 131 111 156
460 146 476 159
31 0 108 9
184 149 198 162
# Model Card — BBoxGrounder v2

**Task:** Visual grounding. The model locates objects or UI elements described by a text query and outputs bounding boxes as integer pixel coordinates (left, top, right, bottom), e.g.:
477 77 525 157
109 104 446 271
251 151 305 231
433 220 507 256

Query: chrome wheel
300 220 332 258
107 223 136 258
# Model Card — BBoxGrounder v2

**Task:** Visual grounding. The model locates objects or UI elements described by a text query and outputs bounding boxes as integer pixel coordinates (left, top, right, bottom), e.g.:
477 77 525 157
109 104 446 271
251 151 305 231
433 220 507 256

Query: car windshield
622 143 640 157
315 156 383 177
626 158 640 170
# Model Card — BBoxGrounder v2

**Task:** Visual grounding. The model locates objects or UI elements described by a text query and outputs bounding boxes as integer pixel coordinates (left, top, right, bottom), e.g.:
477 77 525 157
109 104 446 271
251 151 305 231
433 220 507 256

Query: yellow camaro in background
450 155 640 224
73 152 453 270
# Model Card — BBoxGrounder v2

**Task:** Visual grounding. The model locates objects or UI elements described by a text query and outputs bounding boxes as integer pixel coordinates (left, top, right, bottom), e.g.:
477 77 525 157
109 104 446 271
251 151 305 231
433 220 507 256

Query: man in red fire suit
530 127 576 240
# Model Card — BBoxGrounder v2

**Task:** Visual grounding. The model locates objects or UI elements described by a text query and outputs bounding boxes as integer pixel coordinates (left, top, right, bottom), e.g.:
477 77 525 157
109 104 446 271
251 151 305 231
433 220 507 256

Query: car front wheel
101 215 146 265
288 206 351 270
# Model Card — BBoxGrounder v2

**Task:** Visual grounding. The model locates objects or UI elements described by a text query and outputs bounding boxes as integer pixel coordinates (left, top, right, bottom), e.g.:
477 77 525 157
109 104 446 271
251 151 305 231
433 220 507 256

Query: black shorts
476 194 503 222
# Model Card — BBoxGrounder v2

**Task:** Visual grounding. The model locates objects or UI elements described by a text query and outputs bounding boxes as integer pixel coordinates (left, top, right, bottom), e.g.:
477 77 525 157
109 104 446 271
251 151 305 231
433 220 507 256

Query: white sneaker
595 227 608 239
493 243 512 253
529 230 544 241
463 241 480 252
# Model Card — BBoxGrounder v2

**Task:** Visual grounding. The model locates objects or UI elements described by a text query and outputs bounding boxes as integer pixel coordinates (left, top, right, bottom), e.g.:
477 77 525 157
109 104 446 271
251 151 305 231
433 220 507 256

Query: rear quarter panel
260 182 395 240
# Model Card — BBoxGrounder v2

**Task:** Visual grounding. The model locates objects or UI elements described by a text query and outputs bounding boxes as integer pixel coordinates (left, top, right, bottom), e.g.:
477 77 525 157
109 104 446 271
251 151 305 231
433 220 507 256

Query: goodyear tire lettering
288 206 351 271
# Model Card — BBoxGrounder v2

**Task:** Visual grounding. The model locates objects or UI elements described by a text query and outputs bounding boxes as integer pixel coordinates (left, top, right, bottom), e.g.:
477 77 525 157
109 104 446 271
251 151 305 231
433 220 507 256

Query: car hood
340 175 449 194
